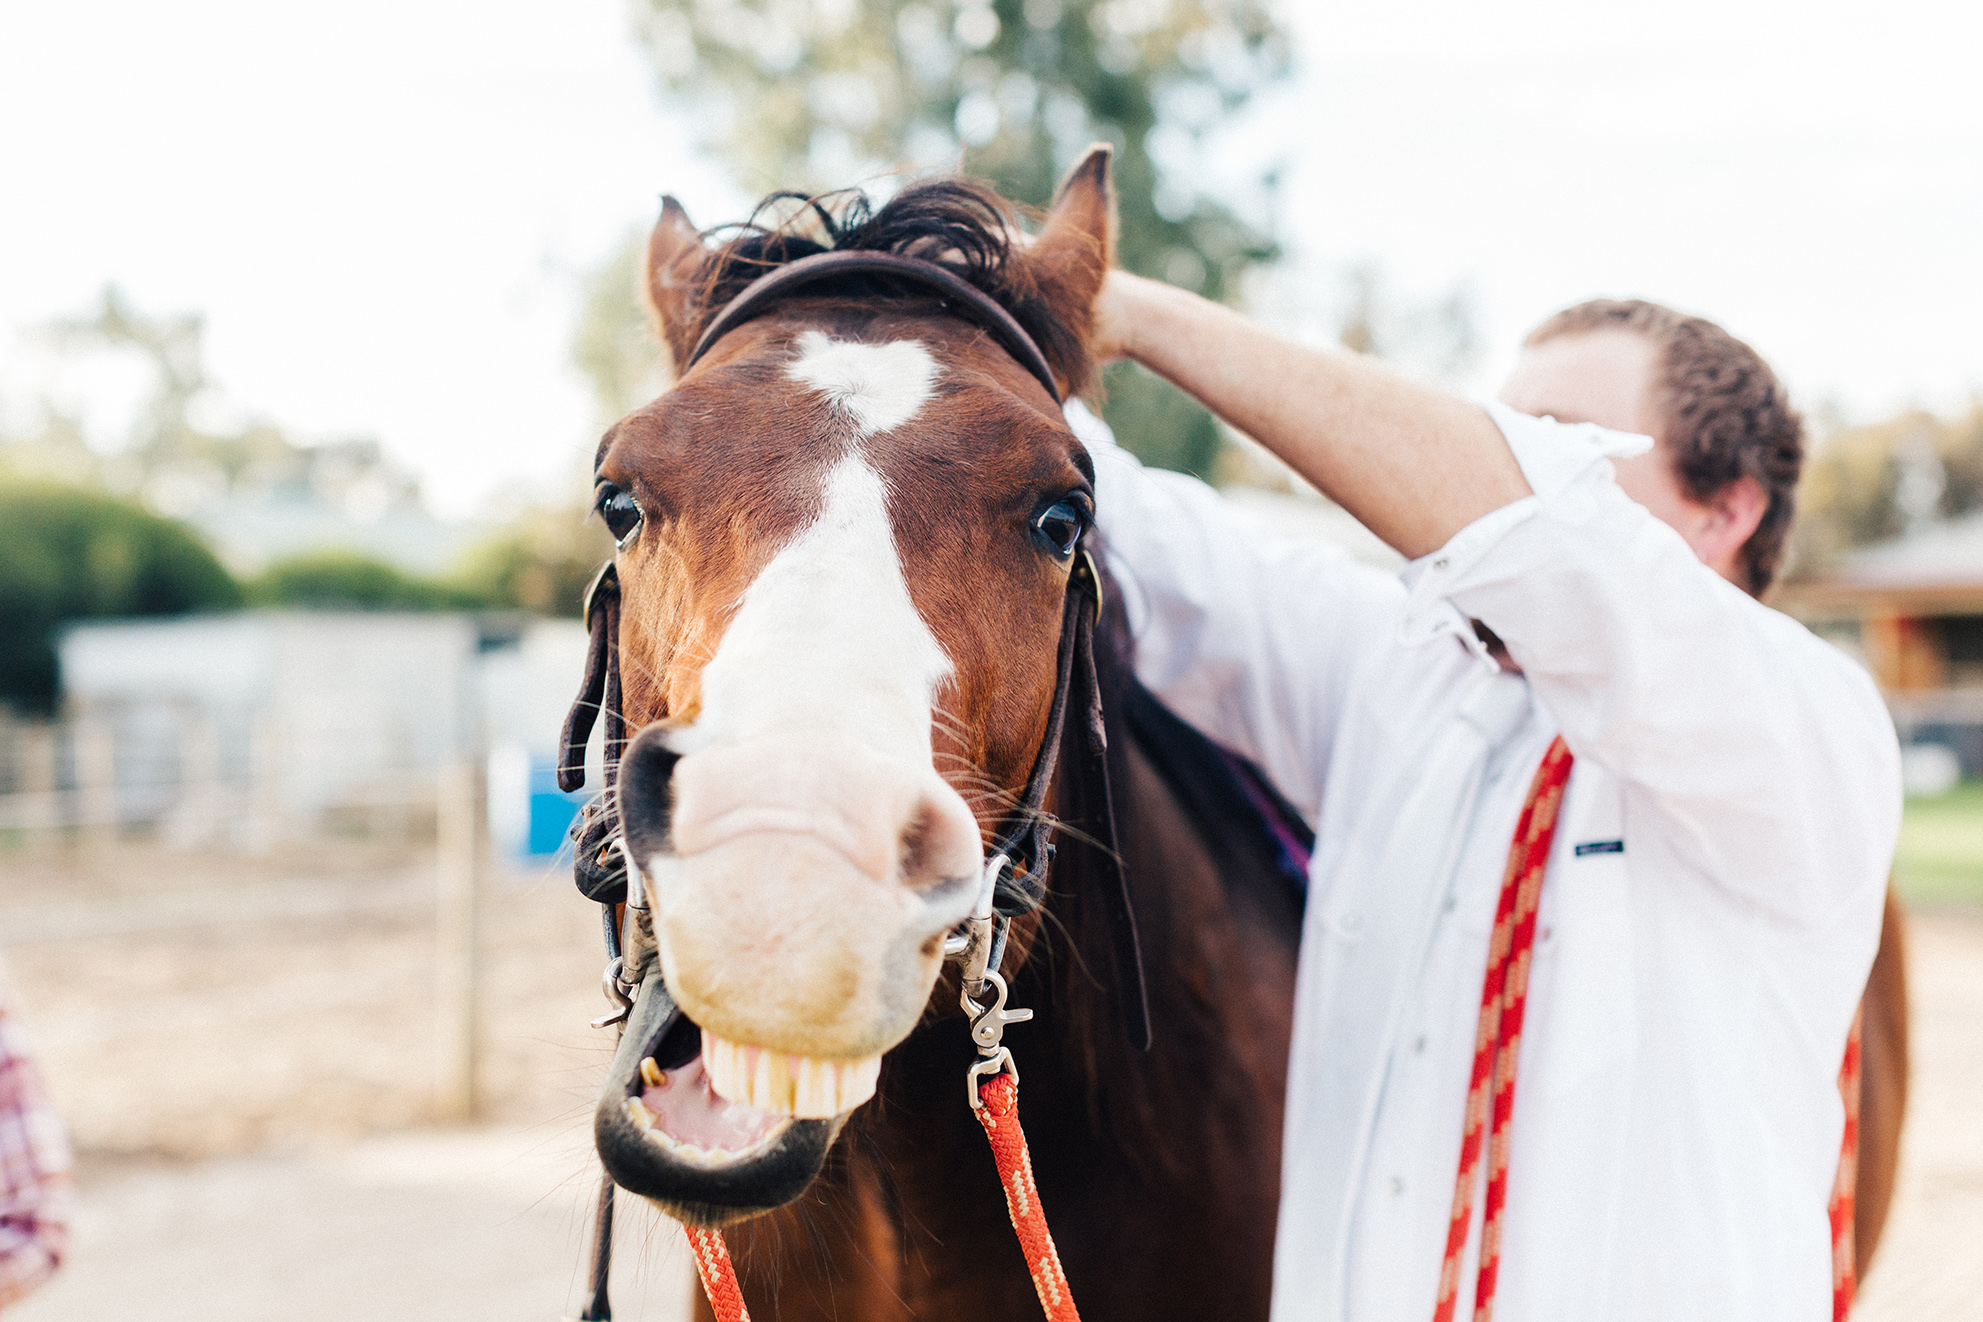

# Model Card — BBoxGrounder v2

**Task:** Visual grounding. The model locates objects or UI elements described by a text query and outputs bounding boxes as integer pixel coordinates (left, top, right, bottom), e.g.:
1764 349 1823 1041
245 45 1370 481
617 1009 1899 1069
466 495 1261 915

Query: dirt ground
0 843 1977 1318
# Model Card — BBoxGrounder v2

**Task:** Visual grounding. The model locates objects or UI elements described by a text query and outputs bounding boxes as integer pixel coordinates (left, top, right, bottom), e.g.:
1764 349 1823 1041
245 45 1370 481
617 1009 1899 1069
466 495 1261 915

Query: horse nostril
898 805 936 885
619 724 683 867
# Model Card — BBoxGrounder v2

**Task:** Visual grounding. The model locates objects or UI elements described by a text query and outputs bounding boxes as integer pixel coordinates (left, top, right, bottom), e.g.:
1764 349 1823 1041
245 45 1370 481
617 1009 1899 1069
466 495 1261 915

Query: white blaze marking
674 451 949 758
787 330 937 437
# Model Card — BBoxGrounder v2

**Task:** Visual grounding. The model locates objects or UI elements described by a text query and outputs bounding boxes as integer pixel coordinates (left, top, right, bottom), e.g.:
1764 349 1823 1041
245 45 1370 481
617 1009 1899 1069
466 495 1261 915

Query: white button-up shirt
1072 400 1900 1321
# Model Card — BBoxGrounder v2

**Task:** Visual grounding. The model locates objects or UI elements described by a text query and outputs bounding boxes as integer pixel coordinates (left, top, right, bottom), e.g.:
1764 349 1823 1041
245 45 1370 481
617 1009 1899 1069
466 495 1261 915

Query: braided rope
685 1225 751 1322
1433 736 1573 1322
1430 736 1861 1321
976 1072 1082 1321
1831 1007 1862 1321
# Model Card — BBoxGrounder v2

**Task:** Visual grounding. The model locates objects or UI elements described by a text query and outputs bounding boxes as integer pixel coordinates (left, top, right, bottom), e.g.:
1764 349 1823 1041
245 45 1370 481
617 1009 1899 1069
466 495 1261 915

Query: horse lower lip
595 974 838 1219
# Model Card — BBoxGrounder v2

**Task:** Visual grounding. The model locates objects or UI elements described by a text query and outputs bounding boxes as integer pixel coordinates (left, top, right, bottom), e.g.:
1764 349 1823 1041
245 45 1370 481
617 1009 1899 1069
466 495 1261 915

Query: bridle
555 248 1149 1320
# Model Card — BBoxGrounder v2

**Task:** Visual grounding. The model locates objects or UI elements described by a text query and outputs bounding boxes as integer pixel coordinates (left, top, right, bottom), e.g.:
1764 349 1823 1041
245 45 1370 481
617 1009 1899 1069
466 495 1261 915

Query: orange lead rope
679 1073 1081 1322
975 1071 1082 1321
685 1225 751 1322
1430 735 1860 1322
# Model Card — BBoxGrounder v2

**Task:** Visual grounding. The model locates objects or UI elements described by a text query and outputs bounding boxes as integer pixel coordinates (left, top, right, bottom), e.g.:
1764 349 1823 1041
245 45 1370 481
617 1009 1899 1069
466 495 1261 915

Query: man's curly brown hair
1524 299 1803 595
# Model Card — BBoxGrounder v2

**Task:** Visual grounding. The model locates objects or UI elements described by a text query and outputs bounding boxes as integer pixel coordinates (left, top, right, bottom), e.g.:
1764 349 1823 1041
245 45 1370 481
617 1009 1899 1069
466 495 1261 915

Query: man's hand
1087 271 1530 559
1089 268 1147 367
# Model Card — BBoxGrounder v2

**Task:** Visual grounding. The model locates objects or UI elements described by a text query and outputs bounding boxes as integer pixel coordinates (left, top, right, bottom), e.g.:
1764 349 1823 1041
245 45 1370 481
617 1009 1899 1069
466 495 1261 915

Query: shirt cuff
1395 403 1652 649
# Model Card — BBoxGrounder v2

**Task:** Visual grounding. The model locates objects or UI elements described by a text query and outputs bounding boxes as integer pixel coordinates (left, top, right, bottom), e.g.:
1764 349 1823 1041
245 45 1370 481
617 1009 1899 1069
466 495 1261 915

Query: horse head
586 149 1118 1227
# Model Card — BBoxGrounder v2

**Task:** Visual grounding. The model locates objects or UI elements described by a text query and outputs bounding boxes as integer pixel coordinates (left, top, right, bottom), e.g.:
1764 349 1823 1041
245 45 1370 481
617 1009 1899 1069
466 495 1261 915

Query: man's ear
1030 144 1116 391
1701 474 1768 584
646 196 708 378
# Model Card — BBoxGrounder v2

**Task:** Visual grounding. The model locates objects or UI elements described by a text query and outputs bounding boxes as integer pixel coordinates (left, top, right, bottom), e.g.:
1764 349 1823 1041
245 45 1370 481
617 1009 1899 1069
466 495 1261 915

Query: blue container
526 757 587 857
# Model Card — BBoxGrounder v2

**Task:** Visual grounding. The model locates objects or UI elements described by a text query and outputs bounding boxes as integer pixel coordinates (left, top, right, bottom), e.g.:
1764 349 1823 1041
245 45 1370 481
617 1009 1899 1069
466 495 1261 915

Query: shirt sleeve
1418 402 1902 921
1074 401 1406 819
0 1009 71 1309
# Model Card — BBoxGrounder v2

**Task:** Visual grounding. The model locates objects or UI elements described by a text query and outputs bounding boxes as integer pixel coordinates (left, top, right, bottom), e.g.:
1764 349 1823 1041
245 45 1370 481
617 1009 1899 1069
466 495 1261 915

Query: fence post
75 717 117 852
168 707 222 850
435 758 484 1121
17 722 58 850
244 711 286 854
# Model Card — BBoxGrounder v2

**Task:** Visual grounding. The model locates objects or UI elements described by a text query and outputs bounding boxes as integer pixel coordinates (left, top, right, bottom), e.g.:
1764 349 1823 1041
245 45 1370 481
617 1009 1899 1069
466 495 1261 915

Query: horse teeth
702 1033 882 1118
639 1057 666 1088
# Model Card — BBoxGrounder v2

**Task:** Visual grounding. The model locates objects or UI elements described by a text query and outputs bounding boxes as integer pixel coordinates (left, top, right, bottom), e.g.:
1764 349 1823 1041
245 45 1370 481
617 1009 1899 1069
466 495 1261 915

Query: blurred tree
0 480 242 714
4 288 427 535
610 0 1290 474
448 507 616 619
245 549 475 611
1790 402 1983 576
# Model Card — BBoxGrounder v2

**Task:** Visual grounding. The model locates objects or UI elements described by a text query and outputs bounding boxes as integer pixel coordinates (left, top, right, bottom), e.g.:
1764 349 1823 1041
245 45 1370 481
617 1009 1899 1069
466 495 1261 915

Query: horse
561 147 1304 1320
557 146 1908 1318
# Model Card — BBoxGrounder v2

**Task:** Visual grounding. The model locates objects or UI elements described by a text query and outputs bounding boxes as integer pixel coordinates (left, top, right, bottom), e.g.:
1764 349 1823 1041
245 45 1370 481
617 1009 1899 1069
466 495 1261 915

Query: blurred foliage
245 550 476 611
448 507 615 619
607 0 1290 474
2 287 426 532
1791 403 1983 575
0 479 242 715
246 506 615 619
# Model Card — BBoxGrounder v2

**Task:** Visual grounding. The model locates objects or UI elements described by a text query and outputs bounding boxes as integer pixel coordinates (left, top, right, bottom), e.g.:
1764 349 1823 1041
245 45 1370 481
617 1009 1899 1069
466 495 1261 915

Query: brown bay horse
565 147 1908 1317
573 149 1302 1319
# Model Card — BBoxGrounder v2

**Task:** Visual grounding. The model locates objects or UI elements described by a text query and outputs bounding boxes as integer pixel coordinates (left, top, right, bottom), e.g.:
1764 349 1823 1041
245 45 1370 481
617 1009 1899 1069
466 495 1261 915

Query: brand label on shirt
1573 839 1624 856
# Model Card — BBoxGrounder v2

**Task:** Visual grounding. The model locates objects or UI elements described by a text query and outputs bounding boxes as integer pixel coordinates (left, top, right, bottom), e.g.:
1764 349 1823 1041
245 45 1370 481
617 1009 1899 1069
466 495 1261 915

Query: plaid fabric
0 998 71 1309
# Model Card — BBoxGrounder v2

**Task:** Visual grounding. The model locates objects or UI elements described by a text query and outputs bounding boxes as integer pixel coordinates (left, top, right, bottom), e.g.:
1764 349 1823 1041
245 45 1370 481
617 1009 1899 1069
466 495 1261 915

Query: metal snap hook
961 968 1033 1053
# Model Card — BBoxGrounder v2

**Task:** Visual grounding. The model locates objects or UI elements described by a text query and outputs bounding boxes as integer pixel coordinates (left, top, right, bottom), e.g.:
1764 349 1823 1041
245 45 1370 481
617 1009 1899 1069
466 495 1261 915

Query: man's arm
1094 271 1531 557
1072 405 1405 820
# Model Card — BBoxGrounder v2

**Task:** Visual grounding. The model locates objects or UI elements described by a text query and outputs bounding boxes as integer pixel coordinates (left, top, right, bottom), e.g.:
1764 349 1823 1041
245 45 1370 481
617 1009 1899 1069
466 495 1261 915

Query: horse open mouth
594 972 882 1227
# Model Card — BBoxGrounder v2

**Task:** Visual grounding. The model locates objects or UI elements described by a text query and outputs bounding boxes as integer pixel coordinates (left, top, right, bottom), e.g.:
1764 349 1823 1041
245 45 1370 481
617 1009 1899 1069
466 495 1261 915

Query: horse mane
678 178 1097 395
1032 553 1309 1171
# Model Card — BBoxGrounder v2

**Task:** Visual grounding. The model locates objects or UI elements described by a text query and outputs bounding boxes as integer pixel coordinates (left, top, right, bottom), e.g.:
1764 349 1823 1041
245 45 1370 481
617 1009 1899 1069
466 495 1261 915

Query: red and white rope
1432 736 1574 1322
975 1071 1082 1321
1430 735 1861 1321
685 1224 751 1322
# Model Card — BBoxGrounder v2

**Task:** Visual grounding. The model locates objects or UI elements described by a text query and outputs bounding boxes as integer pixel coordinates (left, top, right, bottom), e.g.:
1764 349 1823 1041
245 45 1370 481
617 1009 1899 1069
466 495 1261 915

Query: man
1072 279 1899 1320
0 988 69 1309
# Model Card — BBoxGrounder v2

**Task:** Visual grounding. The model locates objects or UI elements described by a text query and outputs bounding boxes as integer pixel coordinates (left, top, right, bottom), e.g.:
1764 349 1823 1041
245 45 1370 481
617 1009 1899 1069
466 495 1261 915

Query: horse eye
595 482 643 548
1032 496 1089 560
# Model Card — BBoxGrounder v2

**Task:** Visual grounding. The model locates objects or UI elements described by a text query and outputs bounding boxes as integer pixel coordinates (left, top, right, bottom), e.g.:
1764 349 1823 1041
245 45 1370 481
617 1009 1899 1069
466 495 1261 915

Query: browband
681 250 1063 404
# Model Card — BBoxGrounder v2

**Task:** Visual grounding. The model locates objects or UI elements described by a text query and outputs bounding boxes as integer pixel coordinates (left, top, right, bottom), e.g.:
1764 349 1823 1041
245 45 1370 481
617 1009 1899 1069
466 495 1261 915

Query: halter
555 249 1147 1320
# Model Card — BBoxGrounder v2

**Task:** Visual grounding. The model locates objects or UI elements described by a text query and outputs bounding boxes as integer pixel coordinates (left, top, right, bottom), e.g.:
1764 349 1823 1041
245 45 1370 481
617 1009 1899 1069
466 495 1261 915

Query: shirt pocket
1532 773 1637 1098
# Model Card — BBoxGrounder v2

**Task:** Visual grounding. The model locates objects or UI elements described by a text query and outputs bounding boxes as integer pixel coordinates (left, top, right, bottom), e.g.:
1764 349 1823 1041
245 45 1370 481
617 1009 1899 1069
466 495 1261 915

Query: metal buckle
943 851 1009 994
1077 547 1103 618
590 955 637 1029
580 561 617 630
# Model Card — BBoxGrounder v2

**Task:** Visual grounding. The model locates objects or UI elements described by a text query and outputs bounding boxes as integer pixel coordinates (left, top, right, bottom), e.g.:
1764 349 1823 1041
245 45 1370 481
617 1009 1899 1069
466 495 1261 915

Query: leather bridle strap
683 250 1063 404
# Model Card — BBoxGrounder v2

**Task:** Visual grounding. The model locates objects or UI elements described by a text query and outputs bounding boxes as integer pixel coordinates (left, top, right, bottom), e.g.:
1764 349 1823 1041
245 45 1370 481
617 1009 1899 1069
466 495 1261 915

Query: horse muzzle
594 970 846 1227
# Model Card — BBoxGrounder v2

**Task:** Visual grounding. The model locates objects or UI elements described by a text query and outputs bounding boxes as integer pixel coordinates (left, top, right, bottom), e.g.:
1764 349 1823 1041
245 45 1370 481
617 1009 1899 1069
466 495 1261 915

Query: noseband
555 249 1147 1322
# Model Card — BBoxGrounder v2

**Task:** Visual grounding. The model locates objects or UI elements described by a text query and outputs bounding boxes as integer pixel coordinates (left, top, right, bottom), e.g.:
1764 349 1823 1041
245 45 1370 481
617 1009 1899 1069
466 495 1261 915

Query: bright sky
2 0 1978 518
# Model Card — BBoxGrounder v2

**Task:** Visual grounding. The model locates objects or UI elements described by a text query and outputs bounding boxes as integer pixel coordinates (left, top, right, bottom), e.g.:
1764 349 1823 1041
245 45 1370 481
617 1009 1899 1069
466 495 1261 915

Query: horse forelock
665 177 1095 399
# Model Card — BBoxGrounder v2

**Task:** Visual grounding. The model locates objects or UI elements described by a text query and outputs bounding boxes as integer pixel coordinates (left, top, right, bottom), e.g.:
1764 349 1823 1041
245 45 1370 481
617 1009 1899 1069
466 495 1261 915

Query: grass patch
1895 780 1983 907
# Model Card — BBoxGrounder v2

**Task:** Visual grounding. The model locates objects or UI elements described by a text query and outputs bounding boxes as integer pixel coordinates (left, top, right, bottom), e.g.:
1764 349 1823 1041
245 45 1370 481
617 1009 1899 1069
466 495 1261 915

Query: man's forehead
1498 329 1660 439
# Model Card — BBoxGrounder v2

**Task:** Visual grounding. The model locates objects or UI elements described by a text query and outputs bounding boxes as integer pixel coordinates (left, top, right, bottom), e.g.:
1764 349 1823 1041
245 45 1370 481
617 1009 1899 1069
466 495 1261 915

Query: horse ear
1032 144 1116 333
646 196 708 376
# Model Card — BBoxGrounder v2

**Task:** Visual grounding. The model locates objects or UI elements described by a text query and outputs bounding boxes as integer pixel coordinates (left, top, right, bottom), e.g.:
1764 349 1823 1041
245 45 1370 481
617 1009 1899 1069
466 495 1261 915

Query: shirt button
1390 1176 1406 1195
1441 895 1457 913
1432 557 1449 570
1340 911 1363 934
1413 1034 1427 1054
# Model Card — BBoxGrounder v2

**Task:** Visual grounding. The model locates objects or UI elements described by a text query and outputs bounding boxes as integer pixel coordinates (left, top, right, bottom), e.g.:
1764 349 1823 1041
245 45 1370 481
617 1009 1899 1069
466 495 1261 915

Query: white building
51 611 591 849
